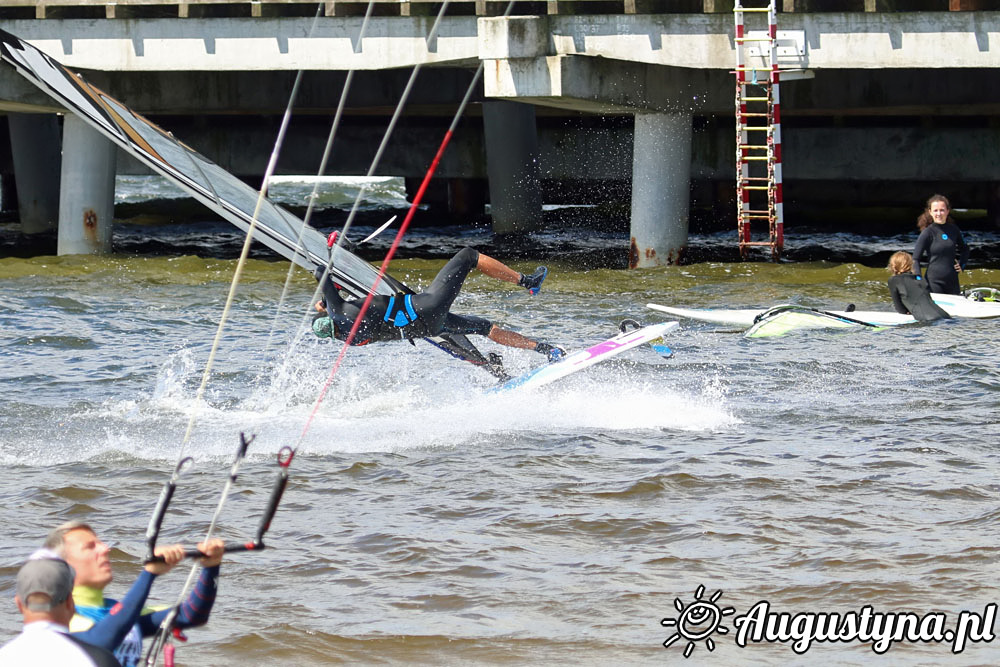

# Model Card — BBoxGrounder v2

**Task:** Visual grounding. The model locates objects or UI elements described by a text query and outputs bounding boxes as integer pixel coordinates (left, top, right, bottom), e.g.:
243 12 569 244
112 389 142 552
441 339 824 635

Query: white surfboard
491 321 678 393
930 293 1000 318
647 296 1000 327
647 304 915 328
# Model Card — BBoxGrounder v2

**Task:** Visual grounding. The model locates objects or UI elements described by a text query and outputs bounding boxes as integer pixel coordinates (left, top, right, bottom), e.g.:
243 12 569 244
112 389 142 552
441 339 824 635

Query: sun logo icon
661 585 735 658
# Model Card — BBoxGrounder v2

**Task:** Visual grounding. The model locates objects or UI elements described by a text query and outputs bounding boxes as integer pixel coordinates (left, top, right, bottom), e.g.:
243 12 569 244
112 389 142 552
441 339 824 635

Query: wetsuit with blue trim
70 567 219 667
913 221 969 295
888 273 951 322
314 246 495 343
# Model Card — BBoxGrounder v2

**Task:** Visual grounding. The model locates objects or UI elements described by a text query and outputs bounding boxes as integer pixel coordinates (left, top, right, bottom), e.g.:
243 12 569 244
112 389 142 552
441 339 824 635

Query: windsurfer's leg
488 325 565 361
477 253 548 295
476 253 521 284
422 247 481 311
487 325 538 350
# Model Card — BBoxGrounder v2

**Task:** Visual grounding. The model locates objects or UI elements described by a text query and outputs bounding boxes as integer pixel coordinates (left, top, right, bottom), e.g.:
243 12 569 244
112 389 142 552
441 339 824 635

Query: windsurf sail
0 29 504 378
744 305 887 338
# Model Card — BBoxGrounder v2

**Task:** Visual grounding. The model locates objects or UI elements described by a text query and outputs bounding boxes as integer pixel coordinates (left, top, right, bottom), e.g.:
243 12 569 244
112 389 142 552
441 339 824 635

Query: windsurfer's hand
145 544 185 575
197 538 225 567
315 300 327 313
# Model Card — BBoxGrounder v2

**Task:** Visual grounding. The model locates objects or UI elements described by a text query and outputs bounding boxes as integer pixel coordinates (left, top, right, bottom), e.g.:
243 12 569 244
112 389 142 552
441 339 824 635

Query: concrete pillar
58 115 116 255
7 113 61 235
629 112 692 268
482 100 543 235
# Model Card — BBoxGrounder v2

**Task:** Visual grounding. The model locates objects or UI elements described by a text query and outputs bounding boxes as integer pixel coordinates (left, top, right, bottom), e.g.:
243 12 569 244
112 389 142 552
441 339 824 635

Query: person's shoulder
70 613 96 632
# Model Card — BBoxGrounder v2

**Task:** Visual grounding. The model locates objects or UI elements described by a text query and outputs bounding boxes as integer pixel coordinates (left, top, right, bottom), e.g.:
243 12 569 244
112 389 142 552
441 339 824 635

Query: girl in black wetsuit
887 251 950 322
912 194 969 295
312 246 565 361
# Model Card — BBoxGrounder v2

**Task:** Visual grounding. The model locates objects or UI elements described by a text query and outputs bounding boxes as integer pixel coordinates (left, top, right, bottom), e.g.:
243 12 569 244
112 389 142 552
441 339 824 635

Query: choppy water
1 176 999 664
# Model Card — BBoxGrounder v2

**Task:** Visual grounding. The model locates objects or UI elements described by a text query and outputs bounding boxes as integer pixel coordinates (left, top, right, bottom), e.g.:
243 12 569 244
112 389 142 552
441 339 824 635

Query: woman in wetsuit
912 194 969 295
887 251 950 322
312 246 565 361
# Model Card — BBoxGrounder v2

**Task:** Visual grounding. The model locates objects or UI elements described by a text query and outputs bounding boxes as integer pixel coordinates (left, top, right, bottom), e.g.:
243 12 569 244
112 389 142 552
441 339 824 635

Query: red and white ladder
734 0 783 260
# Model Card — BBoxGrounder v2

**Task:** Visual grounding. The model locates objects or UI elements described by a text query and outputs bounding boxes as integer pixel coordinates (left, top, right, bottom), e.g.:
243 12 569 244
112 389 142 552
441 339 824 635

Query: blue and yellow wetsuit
70 567 219 667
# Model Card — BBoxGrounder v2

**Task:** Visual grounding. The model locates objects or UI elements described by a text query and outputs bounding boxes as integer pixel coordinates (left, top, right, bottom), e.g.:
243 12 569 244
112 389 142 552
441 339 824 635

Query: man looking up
45 521 225 667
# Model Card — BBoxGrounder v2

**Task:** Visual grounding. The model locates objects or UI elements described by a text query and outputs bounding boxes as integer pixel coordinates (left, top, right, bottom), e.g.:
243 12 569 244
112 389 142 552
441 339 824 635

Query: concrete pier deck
1 0 998 262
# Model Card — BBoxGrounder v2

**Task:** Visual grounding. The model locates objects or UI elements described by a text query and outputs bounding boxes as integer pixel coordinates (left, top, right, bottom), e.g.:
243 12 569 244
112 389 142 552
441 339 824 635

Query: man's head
15 551 76 625
312 314 335 339
44 521 113 589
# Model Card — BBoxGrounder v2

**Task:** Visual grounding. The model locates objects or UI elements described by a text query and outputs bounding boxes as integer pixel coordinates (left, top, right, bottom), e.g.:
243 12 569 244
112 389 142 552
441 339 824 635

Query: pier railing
2 0 989 19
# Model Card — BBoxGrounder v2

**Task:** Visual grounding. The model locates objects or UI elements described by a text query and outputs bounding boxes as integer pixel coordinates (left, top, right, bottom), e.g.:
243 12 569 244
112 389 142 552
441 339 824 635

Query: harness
384 293 418 328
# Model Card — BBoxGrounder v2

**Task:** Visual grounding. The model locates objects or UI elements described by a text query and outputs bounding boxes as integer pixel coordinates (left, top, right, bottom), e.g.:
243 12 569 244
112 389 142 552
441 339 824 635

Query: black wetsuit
888 273 951 322
912 222 969 295
315 246 493 344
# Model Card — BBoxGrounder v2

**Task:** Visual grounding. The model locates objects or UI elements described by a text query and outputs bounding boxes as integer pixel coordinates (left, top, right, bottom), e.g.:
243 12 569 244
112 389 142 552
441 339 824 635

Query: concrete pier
0 3 998 261
57 115 116 255
629 113 693 268
7 113 60 234
482 101 543 235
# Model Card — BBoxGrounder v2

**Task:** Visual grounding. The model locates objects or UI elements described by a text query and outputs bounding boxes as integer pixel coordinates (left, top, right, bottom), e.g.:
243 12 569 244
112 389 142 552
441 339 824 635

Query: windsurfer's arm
140 566 219 634
314 266 347 313
888 278 909 315
139 539 222 635
72 570 156 650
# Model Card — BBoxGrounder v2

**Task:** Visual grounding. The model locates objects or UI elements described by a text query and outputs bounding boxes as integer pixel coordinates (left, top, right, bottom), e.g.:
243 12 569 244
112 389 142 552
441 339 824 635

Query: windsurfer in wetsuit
912 194 969 295
311 245 566 362
887 251 950 322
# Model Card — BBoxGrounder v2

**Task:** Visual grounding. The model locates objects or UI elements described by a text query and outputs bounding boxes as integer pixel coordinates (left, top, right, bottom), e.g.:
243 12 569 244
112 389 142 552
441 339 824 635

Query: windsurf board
491 321 678 393
647 304 915 328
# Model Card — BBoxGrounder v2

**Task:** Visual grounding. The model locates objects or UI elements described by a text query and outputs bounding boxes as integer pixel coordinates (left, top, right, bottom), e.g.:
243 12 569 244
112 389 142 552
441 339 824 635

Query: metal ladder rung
742 186 771 191
740 157 771 162
741 97 769 102
734 37 773 43
738 145 769 150
740 177 771 182
735 7 772 12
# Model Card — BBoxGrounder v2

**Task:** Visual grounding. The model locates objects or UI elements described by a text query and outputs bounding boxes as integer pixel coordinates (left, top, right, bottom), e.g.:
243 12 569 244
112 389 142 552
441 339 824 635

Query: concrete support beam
58 115 116 255
483 55 724 114
629 112 692 268
482 100 543 235
8 113 61 235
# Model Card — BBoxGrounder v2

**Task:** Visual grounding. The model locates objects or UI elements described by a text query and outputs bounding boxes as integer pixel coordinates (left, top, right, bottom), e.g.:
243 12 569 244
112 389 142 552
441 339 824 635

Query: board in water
491 321 678 393
647 303 915 329
648 295 1000 330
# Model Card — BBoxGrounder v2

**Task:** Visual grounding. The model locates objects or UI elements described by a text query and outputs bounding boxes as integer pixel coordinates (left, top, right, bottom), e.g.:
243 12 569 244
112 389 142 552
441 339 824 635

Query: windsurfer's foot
519 266 548 295
534 342 565 363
